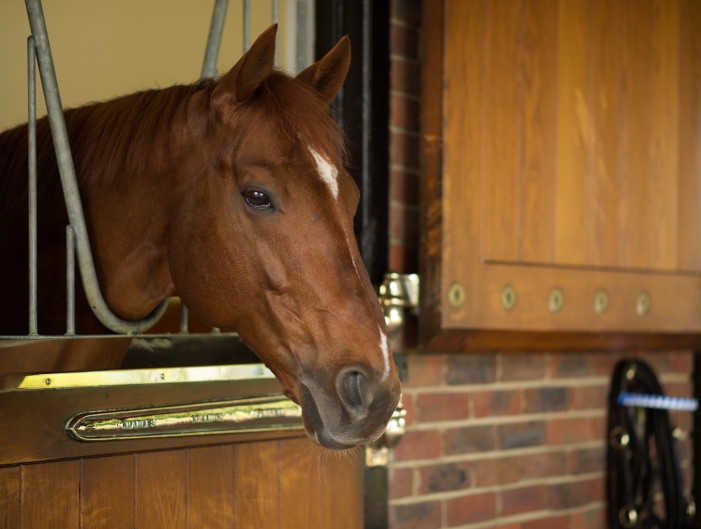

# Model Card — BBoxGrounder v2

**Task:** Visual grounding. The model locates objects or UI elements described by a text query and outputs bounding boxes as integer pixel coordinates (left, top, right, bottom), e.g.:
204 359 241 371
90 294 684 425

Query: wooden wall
0 439 363 529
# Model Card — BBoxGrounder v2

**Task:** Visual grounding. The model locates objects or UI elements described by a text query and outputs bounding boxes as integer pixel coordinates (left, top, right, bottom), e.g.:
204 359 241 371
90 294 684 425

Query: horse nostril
337 369 369 418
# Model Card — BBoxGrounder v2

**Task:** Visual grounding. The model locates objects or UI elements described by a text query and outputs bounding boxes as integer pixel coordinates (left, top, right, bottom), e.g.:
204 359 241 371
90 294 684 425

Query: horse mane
0 70 346 216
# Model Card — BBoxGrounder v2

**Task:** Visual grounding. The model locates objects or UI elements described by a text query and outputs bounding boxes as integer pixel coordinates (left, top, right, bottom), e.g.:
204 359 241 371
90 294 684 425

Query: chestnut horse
0 25 401 449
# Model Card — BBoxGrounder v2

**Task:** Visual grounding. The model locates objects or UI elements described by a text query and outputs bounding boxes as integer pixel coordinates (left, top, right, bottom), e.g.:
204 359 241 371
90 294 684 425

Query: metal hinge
378 273 420 337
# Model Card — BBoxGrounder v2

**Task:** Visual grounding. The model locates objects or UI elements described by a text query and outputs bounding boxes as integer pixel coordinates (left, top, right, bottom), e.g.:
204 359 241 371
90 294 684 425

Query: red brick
568 447 606 474
673 351 693 373
639 352 675 375
391 58 420 95
401 393 415 425
522 387 569 413
663 381 692 399
548 478 605 510
446 492 497 526
392 430 441 461
390 131 420 168
389 468 413 499
592 352 629 377
546 417 604 445
523 515 570 529
418 461 471 494
390 169 420 204
391 94 420 131
570 506 607 529
519 451 566 480
496 524 522 529
390 205 419 242
391 24 419 60
500 484 546 516
417 393 470 422
474 389 521 418
391 0 421 27
498 421 546 450
389 243 418 273
473 456 520 487
500 354 547 381
446 355 497 385
550 353 592 378
570 385 607 410
405 355 444 387
390 501 441 529
444 425 495 455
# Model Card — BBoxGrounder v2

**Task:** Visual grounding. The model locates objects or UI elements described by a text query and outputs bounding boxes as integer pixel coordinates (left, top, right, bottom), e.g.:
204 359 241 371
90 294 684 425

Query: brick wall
386 1 694 528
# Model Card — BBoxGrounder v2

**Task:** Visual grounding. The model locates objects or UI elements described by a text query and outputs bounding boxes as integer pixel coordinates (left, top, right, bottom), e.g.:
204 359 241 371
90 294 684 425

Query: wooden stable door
421 0 701 351
0 440 362 529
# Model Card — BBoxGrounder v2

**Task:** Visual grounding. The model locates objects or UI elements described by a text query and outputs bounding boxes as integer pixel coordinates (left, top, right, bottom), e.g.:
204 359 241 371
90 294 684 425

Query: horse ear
296 36 351 105
212 24 277 112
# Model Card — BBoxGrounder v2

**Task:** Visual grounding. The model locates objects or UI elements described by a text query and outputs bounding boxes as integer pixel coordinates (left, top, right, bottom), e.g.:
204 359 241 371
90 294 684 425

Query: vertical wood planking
554 0 588 266
0 466 20 529
520 0 557 264
618 0 652 269
443 0 485 324
677 0 701 272
186 445 235 529
234 440 279 529
648 0 680 271
280 440 322 529
136 451 186 529
82 455 136 529
483 0 522 263
587 0 621 267
321 449 363 529
22 461 80 528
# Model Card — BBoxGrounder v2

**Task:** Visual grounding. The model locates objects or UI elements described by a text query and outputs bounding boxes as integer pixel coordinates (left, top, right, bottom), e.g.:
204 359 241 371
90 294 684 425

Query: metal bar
66 225 75 335
243 0 251 52
27 36 38 336
201 0 229 78
296 0 308 73
24 0 168 335
179 302 188 334
272 0 279 66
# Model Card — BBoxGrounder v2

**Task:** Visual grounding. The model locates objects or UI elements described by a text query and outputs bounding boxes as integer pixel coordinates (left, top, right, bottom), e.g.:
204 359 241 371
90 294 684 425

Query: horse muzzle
298 366 402 449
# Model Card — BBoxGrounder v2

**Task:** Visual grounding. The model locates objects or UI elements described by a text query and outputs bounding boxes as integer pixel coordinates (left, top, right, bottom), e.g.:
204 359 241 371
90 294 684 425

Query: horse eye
243 190 272 209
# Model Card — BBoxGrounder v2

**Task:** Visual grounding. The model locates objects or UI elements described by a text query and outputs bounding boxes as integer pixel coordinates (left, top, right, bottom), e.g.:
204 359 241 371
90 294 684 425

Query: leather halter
607 359 691 529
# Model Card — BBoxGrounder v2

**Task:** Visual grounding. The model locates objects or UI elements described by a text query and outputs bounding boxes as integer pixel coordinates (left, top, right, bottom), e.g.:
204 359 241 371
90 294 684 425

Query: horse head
168 25 401 449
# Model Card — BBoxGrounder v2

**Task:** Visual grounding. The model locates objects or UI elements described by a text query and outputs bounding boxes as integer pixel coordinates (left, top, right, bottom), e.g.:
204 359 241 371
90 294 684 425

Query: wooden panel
554 0 588 266
234 440 279 528
678 0 701 272
22 460 80 528
587 0 621 268
0 466 20 529
618 0 652 269
321 449 363 529
136 451 186 529
648 0 680 270
483 0 522 262
520 0 557 264
442 0 485 328
280 440 322 529
82 455 135 529
187 445 235 529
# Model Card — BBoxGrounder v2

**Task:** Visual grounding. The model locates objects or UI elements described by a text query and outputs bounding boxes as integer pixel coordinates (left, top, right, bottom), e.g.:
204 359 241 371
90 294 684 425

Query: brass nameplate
66 394 303 441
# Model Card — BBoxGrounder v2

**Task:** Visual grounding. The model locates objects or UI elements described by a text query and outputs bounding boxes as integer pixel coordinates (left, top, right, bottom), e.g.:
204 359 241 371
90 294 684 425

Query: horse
0 25 401 449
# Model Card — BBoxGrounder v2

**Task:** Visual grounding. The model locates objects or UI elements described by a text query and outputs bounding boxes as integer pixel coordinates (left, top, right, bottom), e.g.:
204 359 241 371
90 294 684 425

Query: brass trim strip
0 364 274 392
66 394 303 441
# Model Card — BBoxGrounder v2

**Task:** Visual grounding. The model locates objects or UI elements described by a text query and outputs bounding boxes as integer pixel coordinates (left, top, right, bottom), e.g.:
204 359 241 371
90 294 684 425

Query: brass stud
448 282 465 308
548 287 564 313
501 284 516 311
594 289 609 315
636 291 650 316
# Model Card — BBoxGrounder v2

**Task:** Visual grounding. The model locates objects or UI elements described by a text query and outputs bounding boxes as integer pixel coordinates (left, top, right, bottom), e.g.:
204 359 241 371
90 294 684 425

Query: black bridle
607 359 691 529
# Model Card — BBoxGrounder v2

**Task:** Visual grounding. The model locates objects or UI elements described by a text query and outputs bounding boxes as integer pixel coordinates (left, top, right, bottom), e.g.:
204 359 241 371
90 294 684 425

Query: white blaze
379 327 390 382
309 147 339 198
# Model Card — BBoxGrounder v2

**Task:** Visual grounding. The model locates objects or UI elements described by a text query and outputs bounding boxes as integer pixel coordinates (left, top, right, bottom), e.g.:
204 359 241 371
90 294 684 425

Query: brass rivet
548 287 564 313
594 289 609 315
448 283 465 308
501 284 516 311
45 378 51 386
636 291 650 316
